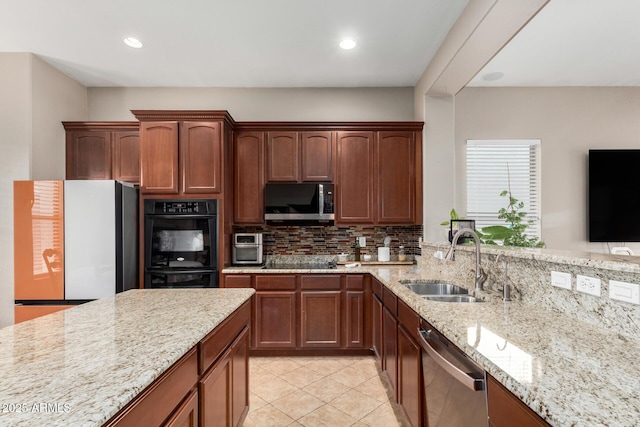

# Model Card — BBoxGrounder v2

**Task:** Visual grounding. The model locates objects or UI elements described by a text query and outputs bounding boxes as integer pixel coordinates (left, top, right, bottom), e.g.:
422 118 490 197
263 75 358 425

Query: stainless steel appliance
232 233 263 265
418 326 488 426
265 183 334 221
144 199 218 288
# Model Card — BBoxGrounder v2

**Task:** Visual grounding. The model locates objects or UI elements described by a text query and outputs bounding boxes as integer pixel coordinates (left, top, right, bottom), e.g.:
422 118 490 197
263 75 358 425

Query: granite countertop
222 264 640 427
0 288 255 427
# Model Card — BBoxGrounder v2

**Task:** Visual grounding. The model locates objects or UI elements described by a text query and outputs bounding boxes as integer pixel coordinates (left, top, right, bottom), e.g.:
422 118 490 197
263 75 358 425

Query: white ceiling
469 0 640 87
0 0 468 87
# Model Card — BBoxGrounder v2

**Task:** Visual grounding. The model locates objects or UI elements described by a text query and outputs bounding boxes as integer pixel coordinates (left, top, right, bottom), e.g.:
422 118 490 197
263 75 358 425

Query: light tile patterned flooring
244 356 407 427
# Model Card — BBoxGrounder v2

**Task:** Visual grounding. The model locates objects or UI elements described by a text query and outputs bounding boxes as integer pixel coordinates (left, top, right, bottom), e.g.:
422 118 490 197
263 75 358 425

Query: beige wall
31 55 87 179
0 53 87 327
454 86 640 253
0 53 31 327
88 87 414 121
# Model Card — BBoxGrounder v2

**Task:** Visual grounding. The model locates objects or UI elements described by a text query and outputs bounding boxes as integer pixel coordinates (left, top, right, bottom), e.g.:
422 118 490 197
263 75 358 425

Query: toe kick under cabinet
222 273 371 354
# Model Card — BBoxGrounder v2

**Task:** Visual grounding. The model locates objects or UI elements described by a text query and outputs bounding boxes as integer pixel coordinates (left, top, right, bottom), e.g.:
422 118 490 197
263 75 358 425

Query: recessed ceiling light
339 38 357 50
482 71 504 81
123 37 143 49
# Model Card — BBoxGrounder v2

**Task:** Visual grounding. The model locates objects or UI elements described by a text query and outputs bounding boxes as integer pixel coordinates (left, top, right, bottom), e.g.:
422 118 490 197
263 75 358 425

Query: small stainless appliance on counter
232 233 263 265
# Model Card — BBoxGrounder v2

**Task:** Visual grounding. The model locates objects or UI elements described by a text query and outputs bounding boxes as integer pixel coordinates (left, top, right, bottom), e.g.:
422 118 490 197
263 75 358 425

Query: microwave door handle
318 184 324 215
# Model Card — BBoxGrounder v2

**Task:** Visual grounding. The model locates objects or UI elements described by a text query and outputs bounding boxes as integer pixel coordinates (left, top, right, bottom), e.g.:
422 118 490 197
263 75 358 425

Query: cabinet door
140 122 179 194
345 291 365 348
488 375 550 427
163 389 198 427
66 131 112 180
301 131 333 181
234 131 264 224
266 131 299 182
113 131 140 184
254 291 297 348
376 131 416 224
301 291 341 347
199 348 231 427
398 325 422 427
336 131 375 224
382 306 398 396
231 327 249 427
372 294 383 363
181 122 221 194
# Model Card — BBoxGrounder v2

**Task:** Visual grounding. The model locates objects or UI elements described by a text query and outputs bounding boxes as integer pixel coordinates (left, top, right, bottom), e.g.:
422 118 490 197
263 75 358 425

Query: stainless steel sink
424 295 482 303
401 280 469 296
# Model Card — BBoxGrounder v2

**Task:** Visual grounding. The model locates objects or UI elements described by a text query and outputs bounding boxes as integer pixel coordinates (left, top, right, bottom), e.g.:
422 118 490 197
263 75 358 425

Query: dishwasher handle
418 328 485 392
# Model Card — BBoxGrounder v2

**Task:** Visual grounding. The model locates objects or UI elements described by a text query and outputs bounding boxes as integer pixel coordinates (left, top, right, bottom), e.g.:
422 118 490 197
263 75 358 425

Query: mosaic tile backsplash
234 224 422 258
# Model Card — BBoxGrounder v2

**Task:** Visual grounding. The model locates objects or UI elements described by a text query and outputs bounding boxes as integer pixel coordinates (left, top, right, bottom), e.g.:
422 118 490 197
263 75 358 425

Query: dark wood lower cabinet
301 291 341 347
372 294 383 361
200 347 231 427
164 389 198 427
382 306 398 394
397 325 422 427
254 291 297 348
231 328 250 427
488 375 551 427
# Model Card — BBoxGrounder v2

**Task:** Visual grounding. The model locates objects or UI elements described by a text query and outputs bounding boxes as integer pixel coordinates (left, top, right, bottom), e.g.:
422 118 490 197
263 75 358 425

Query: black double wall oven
144 199 218 288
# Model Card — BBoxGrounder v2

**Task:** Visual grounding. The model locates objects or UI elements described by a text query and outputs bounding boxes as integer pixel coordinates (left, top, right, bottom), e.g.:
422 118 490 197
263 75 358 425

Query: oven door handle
418 328 485 391
147 269 216 275
145 214 216 219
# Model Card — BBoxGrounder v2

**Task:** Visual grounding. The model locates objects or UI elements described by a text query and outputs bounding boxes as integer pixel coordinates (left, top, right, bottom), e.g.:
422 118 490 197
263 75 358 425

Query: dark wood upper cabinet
265 130 334 183
64 122 140 184
140 121 222 194
140 121 179 194
266 131 299 182
301 131 333 181
113 131 140 183
336 131 375 224
180 121 222 194
234 131 264 224
376 131 416 224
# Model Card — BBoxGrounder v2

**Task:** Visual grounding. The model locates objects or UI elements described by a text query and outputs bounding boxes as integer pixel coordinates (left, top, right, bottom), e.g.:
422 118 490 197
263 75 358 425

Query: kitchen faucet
445 228 487 291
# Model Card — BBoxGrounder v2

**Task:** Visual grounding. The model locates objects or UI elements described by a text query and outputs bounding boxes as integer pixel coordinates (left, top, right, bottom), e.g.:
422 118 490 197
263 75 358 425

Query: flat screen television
589 149 640 242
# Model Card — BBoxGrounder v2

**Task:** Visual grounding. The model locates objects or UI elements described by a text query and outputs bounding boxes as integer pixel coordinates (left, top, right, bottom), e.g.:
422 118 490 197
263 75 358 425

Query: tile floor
243 355 407 427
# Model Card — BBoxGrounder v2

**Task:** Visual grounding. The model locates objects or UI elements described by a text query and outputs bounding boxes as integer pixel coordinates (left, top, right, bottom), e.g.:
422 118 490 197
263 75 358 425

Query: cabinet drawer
383 287 398 316
345 274 365 290
223 275 252 288
398 299 420 340
372 278 382 298
300 275 341 290
199 301 251 375
255 275 296 290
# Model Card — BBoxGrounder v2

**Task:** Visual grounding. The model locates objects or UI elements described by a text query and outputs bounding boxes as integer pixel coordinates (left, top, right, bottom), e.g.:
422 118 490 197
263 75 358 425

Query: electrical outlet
358 237 366 247
551 271 572 290
609 280 640 305
576 274 601 297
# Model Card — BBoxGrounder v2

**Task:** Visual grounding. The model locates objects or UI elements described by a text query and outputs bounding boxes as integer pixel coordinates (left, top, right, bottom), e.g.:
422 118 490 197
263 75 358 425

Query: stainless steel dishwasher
418 327 488 426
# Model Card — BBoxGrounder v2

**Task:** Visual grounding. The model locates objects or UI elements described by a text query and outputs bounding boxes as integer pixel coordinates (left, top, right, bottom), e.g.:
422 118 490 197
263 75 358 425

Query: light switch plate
609 280 640 305
358 237 366 247
551 271 572 290
576 275 601 297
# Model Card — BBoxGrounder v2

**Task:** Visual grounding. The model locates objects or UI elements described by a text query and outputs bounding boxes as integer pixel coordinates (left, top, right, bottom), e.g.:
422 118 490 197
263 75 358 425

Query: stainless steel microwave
264 183 334 221
232 233 263 265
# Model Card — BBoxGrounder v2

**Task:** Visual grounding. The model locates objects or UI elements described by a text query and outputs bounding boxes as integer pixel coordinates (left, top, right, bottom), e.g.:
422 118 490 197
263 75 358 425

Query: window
466 140 541 238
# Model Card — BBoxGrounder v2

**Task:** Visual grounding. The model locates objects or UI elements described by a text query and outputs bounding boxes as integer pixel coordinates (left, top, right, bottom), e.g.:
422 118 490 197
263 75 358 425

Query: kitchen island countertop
222 264 640 427
0 288 254 427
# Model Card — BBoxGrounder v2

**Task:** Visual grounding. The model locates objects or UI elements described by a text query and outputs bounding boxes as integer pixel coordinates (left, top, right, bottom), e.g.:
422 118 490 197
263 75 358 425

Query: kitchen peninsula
0 288 254 426
223 245 640 427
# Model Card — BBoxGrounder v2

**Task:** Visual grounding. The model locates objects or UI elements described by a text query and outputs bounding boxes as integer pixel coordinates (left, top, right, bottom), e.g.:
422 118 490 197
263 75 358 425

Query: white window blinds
466 140 541 238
